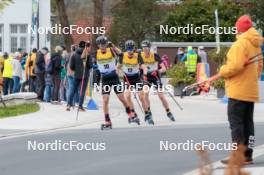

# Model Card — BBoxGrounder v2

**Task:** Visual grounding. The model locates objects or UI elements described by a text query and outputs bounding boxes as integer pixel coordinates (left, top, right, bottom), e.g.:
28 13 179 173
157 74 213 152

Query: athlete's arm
138 54 147 75
154 53 166 73
116 53 123 74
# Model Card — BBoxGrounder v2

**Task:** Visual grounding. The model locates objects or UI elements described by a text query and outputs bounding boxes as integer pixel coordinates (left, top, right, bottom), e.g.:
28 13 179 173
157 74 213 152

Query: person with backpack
25 48 37 92
35 47 49 101
51 46 63 103
66 41 92 111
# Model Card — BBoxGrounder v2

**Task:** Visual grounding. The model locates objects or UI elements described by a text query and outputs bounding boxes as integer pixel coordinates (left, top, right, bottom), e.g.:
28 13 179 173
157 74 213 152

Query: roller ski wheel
128 117 140 125
145 114 154 125
101 121 112 130
167 112 175 122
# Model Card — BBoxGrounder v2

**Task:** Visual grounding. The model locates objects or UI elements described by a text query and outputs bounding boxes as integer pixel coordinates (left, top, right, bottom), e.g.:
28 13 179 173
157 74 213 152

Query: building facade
0 0 51 53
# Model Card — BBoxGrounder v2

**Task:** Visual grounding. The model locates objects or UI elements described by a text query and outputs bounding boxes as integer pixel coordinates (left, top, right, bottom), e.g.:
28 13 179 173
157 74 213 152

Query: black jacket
51 52 62 76
35 51 45 74
70 48 92 79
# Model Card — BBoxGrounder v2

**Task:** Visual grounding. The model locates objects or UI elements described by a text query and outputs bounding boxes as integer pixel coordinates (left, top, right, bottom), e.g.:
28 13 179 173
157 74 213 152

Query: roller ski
145 112 154 125
101 121 112 130
167 112 175 122
128 114 140 125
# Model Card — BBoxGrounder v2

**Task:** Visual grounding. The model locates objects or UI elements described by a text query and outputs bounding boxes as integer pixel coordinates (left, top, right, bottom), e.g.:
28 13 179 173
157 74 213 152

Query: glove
151 71 158 77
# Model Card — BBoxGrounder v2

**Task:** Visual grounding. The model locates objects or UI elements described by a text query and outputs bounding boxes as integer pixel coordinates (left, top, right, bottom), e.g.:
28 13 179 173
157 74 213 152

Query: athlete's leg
157 90 169 110
138 90 147 111
124 88 134 110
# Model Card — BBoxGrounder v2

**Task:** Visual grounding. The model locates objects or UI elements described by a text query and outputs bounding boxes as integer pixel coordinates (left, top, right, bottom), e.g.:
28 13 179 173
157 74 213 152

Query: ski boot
128 116 140 125
167 112 175 122
101 121 112 130
145 112 154 125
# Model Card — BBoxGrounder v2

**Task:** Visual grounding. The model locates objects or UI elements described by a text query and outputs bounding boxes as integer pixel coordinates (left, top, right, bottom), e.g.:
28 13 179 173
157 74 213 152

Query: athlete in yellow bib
141 40 175 123
117 40 148 125
95 36 137 129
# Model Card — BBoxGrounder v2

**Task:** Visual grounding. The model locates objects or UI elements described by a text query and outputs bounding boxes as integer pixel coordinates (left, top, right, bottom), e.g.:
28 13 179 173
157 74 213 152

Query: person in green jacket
60 46 68 102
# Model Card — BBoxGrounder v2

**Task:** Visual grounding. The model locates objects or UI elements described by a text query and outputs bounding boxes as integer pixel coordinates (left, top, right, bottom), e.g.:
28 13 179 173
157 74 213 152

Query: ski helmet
125 40 135 51
141 40 151 48
96 36 108 45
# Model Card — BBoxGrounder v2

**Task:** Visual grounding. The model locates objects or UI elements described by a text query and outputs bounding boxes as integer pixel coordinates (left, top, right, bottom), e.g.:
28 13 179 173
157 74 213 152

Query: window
10 24 28 53
0 25 3 52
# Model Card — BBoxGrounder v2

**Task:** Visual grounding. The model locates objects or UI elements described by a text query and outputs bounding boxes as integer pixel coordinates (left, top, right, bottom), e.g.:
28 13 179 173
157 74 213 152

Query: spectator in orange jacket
207 15 263 165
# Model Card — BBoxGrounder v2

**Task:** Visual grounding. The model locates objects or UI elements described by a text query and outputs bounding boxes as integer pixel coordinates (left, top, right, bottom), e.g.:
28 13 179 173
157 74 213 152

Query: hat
235 15 252 33
3 52 8 58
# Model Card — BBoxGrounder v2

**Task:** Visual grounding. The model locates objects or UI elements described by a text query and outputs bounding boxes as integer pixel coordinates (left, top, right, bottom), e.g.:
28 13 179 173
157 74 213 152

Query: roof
152 42 233 48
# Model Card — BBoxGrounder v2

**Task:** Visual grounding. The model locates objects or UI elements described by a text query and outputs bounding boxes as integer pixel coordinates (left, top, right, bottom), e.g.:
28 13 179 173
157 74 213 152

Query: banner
31 0 39 47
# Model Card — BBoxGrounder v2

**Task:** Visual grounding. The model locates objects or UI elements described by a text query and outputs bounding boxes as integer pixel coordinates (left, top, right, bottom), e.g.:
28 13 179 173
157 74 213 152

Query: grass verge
0 103 40 118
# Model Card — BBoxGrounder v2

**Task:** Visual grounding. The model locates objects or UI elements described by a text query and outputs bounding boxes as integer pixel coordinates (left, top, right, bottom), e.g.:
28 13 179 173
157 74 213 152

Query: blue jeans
3 77 13 95
12 76 21 93
67 76 79 106
44 84 53 102
67 77 88 107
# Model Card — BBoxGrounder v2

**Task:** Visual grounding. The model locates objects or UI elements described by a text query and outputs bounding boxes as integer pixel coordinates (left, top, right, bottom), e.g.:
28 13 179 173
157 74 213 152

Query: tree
0 0 12 11
247 0 264 34
92 0 104 51
110 0 164 47
160 0 245 42
53 0 73 51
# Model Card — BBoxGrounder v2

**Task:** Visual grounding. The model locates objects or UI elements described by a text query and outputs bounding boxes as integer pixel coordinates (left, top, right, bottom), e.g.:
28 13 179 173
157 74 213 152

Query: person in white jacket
11 52 22 93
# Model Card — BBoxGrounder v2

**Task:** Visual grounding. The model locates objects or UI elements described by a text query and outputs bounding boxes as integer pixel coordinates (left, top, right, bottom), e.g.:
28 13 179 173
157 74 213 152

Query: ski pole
152 73 183 111
123 73 144 114
0 90 6 108
76 47 90 121
181 52 264 98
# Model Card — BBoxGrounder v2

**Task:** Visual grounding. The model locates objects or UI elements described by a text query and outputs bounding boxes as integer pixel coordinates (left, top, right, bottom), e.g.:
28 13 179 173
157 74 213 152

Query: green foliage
208 47 229 66
110 0 165 46
0 0 13 11
160 0 245 42
211 78 225 89
166 63 196 87
0 103 40 118
247 0 264 32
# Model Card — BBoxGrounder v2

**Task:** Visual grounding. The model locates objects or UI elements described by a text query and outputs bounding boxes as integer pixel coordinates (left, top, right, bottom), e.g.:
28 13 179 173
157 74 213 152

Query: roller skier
141 40 175 124
94 36 139 130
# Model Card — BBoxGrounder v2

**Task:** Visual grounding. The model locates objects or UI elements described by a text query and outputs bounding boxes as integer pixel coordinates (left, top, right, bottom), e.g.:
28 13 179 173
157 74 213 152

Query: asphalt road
1 124 264 175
